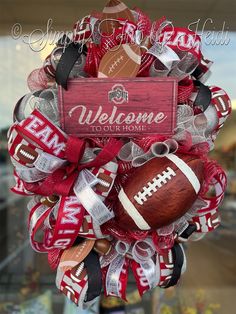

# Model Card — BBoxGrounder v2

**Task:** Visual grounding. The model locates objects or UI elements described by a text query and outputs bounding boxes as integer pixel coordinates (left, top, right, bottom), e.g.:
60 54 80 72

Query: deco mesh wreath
8 0 231 308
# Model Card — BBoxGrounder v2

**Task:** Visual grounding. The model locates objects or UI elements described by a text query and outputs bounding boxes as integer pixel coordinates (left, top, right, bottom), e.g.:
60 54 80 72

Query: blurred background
0 0 236 313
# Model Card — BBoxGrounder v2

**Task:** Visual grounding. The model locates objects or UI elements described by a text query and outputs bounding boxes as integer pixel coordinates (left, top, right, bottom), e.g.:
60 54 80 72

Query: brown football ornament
16 144 38 165
98 43 141 78
115 154 204 231
100 0 135 35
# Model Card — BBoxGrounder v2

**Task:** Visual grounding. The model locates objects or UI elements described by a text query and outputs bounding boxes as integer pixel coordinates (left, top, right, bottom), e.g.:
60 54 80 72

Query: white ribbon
132 151 154 167
29 204 52 252
105 255 126 298
104 237 160 296
148 42 180 71
169 53 199 81
132 238 155 263
157 224 175 237
100 247 119 269
150 58 170 78
175 105 209 145
74 169 114 226
118 140 179 168
27 196 41 211
118 142 144 162
115 241 130 256
15 88 59 125
37 89 59 125
139 259 159 289
132 239 159 289
13 151 66 182
15 164 48 183
80 147 101 164
151 142 169 156
44 201 60 230
92 221 106 239
34 151 66 173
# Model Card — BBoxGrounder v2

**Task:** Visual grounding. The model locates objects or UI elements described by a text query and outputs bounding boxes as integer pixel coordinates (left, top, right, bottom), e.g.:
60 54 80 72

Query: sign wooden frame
59 77 178 137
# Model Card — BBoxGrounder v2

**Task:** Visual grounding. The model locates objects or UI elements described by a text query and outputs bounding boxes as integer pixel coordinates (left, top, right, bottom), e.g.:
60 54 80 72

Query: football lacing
108 56 124 74
20 149 35 161
97 178 110 188
75 262 84 277
134 167 176 205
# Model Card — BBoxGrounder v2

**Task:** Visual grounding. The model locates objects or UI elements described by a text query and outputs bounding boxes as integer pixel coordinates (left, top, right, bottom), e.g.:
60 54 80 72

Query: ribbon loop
65 136 85 164
74 170 115 226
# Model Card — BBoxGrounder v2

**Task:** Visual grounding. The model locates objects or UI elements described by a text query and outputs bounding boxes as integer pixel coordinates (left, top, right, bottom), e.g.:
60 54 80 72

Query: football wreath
8 0 231 309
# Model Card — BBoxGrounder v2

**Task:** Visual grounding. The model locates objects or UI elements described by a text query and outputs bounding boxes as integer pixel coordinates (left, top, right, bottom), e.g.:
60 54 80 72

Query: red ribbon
24 137 123 197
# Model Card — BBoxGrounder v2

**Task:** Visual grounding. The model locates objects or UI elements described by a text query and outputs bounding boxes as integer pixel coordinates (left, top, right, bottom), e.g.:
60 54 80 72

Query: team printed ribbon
56 263 89 307
28 196 85 252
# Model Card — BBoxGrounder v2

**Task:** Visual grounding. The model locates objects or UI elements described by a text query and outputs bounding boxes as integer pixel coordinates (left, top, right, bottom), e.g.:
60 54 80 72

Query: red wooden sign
59 77 178 137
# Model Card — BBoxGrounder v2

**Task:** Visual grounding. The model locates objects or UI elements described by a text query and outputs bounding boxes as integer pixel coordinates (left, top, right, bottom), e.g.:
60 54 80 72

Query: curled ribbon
103 237 159 298
118 139 179 167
